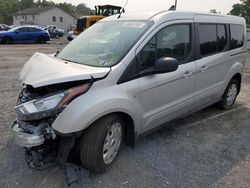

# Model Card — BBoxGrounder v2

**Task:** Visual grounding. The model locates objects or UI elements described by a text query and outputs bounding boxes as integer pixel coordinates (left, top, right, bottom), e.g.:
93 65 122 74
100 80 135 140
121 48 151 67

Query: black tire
2 37 13 44
80 114 124 173
217 79 240 110
50 34 55 38
36 37 46 44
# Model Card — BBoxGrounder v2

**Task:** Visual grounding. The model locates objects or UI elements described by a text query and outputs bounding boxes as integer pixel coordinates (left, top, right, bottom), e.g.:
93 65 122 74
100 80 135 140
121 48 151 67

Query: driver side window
140 24 192 71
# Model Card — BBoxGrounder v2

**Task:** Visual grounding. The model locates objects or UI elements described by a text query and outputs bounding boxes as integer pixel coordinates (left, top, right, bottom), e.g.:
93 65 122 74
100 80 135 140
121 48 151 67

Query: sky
52 0 241 14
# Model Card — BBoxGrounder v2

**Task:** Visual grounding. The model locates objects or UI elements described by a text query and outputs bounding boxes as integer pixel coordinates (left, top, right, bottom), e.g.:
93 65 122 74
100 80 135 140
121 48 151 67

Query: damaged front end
11 81 91 169
11 117 58 169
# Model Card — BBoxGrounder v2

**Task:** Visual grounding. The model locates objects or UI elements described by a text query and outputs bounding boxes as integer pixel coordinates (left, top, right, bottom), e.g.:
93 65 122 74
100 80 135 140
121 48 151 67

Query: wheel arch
232 73 242 94
2 35 13 43
223 61 243 96
107 112 136 148
80 111 136 148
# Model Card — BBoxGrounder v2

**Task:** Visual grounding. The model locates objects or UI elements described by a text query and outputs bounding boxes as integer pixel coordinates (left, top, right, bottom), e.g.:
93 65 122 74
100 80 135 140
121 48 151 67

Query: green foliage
36 0 55 7
210 9 217 13
230 0 250 24
57 3 93 17
19 0 35 10
76 3 93 16
0 0 93 24
58 2 76 16
0 15 4 23
0 0 20 24
210 9 221 14
230 3 243 16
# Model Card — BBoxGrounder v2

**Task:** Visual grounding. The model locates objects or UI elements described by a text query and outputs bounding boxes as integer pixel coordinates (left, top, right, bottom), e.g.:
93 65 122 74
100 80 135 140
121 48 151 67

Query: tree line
1 0 250 26
210 0 250 27
229 0 250 27
0 0 93 24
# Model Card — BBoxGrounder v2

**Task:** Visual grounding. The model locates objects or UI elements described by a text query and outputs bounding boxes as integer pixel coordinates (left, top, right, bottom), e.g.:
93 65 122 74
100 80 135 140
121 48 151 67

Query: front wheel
80 114 124 173
217 79 240 109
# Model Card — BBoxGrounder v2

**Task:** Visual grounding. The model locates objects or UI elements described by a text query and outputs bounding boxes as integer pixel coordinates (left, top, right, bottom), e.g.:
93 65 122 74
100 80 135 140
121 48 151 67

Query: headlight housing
15 83 91 121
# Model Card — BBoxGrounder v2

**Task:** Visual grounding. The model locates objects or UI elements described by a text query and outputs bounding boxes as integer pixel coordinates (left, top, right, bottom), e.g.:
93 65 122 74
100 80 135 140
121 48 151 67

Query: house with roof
13 7 75 32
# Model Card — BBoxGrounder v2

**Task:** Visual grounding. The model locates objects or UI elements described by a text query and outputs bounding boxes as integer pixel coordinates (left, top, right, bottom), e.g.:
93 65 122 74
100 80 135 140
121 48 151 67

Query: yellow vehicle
74 5 123 35
74 15 105 35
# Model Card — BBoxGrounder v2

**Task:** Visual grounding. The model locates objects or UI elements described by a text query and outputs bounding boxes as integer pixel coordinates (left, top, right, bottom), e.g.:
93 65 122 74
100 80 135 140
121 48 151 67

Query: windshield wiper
59 58 79 64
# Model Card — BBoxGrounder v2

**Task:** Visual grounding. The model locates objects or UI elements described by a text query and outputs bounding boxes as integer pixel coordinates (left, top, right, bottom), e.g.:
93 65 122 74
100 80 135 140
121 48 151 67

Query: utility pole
175 0 177 10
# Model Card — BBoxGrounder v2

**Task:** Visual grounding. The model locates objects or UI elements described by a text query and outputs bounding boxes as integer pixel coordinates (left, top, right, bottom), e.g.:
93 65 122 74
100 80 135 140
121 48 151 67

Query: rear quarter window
230 24 245 50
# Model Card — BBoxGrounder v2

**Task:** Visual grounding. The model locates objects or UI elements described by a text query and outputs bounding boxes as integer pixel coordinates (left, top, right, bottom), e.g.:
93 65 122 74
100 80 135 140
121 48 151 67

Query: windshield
8 27 19 32
58 21 151 67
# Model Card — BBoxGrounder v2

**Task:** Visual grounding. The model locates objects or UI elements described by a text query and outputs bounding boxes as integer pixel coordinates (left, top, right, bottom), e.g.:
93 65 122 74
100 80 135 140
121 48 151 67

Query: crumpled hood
20 52 111 88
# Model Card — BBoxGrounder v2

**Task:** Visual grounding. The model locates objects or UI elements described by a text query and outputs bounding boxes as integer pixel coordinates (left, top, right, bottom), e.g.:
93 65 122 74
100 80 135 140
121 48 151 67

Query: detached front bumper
11 118 80 171
11 120 45 148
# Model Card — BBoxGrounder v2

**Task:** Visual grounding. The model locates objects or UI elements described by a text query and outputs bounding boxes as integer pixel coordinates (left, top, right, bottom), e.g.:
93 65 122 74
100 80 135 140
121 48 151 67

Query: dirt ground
0 37 249 188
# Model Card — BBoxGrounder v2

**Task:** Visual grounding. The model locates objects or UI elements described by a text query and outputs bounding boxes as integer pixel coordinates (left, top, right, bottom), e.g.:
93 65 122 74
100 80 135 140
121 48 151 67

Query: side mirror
154 57 179 74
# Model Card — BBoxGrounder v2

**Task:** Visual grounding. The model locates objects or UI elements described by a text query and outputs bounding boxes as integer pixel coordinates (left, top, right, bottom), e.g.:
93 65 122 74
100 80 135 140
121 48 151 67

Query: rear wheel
217 79 240 109
80 114 124 173
36 37 46 44
2 37 13 44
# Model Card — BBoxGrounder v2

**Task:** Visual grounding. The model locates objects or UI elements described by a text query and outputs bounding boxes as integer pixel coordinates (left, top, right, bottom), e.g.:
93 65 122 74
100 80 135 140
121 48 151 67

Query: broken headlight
15 83 91 121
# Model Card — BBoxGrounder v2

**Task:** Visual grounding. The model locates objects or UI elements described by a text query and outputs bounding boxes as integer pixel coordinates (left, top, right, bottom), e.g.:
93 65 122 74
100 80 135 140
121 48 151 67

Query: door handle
183 71 193 78
200 66 208 72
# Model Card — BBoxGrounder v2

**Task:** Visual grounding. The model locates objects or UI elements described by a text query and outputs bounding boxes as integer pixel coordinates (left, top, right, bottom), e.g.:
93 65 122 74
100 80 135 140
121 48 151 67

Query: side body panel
134 20 196 133
52 70 143 134
13 31 30 43
193 15 247 109
53 12 247 137
136 62 196 132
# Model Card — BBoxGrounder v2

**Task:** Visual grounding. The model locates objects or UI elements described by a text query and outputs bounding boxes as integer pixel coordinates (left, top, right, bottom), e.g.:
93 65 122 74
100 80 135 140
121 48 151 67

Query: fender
52 83 142 134
222 60 244 93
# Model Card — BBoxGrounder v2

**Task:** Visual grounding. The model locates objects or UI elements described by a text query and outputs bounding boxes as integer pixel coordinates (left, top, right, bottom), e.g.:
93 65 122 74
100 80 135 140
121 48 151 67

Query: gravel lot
0 38 249 188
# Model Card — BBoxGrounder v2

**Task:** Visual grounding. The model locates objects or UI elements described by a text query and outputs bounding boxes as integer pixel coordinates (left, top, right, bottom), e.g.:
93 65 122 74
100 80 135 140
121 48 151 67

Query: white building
13 7 75 32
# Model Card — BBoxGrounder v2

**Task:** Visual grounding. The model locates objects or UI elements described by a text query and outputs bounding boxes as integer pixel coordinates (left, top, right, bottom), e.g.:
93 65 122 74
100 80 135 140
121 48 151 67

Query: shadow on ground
1 103 249 188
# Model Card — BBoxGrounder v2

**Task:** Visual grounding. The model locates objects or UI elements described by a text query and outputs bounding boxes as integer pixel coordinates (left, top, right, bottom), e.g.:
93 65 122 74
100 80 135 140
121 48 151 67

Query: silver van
11 10 247 173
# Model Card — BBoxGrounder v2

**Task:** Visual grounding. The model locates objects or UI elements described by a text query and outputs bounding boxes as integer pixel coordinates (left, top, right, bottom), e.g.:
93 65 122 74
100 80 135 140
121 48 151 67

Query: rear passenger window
230 24 244 49
199 24 228 56
28 27 40 32
199 24 217 56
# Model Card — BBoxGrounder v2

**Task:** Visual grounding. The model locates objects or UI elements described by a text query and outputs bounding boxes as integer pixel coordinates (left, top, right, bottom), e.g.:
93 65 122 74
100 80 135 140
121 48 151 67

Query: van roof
102 10 246 25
